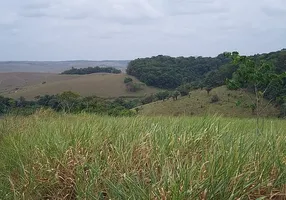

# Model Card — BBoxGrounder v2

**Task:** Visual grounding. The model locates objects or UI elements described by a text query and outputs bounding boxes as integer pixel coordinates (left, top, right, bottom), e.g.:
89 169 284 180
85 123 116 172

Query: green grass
0 111 286 199
139 86 279 118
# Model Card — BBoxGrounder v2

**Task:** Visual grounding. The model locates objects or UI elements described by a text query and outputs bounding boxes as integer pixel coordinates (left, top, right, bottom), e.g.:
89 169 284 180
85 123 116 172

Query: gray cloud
23 1 52 10
0 0 285 60
164 0 228 16
261 7 286 17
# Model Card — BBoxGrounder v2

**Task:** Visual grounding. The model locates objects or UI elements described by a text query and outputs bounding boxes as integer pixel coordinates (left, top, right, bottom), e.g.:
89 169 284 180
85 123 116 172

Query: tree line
61 66 121 75
0 92 137 117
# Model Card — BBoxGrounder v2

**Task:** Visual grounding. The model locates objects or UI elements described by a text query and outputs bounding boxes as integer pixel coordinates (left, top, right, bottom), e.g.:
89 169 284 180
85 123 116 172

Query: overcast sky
0 0 286 61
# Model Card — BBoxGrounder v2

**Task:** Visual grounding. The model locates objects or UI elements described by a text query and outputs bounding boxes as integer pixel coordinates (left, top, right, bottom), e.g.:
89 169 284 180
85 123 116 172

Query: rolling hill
0 73 159 100
138 86 279 118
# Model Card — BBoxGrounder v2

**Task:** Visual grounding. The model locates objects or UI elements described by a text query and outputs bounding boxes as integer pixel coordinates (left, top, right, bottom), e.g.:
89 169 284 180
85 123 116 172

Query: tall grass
0 111 286 199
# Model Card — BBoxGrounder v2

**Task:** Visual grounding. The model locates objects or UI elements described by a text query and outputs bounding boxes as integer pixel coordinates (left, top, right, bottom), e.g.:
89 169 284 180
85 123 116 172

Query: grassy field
0 111 286 199
0 73 159 100
0 72 77 95
139 86 279 118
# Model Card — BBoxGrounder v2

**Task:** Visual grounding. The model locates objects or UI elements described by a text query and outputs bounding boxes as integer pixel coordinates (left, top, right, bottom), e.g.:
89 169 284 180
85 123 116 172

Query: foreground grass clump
0 112 286 199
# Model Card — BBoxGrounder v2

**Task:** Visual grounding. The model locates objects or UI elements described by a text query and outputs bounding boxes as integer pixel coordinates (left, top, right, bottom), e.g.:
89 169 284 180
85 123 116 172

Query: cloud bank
0 0 285 60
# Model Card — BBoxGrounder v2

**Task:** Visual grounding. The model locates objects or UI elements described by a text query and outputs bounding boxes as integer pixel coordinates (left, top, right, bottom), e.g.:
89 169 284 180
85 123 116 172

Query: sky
0 0 286 61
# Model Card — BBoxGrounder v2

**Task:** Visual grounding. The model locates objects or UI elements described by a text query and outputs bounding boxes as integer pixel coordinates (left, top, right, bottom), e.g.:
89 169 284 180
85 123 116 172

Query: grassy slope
139 86 279 118
1 73 159 100
0 72 77 94
0 112 286 199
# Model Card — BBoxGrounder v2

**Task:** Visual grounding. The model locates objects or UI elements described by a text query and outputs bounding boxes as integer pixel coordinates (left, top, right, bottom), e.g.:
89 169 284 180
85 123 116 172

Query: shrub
206 87 213 95
210 95 219 103
170 90 180 100
236 100 242 107
125 82 143 92
141 95 156 104
155 91 170 101
124 77 133 84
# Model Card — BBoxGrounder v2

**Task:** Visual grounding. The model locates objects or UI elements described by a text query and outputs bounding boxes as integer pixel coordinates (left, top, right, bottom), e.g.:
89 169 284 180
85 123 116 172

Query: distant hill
138 86 279 118
0 60 130 73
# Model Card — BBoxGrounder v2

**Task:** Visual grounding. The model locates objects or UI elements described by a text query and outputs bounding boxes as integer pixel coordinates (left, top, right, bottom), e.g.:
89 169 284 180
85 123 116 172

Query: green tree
171 90 180 100
227 52 286 130
58 91 80 113
141 94 156 104
17 96 27 107
155 91 170 101
125 82 143 92
205 87 213 95
124 77 133 84
177 84 190 96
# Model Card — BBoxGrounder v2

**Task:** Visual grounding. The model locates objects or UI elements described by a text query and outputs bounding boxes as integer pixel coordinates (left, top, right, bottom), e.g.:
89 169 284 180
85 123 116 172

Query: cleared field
0 112 286 199
139 86 279 118
0 73 159 100
0 72 78 96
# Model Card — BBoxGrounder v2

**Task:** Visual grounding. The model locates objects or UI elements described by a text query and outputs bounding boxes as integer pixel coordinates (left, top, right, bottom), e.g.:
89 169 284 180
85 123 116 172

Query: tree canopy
0 93 137 117
126 54 231 89
226 50 286 117
61 66 121 75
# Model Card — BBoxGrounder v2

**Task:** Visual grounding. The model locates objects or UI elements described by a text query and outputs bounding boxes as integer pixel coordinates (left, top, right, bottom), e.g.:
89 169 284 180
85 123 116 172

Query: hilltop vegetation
61 66 121 75
1 113 286 199
126 54 232 89
127 49 286 91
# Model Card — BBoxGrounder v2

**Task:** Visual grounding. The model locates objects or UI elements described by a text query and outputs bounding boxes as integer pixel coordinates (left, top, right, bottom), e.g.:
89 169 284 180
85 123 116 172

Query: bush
170 90 180 100
141 95 156 104
125 82 143 92
210 95 219 103
155 91 170 101
124 77 133 84
206 87 213 95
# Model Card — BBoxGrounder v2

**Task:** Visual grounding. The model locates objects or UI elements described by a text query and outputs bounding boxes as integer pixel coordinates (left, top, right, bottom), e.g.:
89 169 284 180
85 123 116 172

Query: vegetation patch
61 66 121 75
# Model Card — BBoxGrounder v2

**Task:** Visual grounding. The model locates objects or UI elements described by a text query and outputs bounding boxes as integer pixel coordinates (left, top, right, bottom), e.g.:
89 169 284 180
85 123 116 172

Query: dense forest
61 66 121 75
126 54 233 89
126 50 286 90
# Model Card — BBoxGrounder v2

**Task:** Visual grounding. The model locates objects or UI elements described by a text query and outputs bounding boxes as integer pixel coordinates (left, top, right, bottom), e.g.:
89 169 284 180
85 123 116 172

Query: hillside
138 86 279 117
1 73 159 100
0 60 129 73
1 113 286 199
